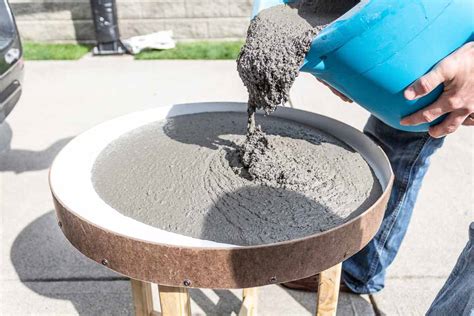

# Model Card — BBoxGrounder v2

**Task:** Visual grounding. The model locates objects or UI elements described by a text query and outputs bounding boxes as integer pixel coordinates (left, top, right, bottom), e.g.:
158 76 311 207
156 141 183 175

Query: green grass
22 41 244 60
23 42 91 60
135 41 244 60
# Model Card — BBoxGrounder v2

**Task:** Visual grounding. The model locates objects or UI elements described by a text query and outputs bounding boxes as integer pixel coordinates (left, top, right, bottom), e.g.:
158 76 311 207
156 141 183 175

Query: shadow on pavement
10 211 132 315
0 126 74 173
190 289 242 315
0 122 13 152
283 285 375 314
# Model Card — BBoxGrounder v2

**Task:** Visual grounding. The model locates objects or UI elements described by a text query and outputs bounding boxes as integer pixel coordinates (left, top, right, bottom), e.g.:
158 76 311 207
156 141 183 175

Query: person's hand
317 79 353 103
400 42 474 138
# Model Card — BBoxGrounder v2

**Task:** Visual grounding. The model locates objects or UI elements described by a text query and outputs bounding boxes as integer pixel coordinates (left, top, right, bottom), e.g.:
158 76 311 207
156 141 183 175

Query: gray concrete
1 280 133 315
10 0 252 42
0 58 472 315
371 278 447 316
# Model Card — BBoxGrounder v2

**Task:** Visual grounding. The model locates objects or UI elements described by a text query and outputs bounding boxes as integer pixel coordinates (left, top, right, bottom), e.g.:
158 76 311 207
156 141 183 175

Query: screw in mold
101 259 109 266
269 276 277 283
183 279 192 287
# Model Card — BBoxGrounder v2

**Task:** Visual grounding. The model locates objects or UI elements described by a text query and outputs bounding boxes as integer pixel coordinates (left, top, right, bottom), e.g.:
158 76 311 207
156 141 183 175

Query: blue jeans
342 115 445 294
426 222 474 316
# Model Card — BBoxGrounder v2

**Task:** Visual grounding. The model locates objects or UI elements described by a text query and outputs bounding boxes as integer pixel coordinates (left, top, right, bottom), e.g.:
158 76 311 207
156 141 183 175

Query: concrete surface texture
0 58 472 315
10 0 252 43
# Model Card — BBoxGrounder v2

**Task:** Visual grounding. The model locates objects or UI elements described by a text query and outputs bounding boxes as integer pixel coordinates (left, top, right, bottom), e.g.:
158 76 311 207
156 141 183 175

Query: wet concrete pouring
237 0 358 133
237 0 358 183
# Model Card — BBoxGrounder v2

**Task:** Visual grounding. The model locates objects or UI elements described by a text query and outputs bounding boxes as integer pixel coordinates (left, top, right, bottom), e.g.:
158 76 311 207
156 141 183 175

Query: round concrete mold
50 102 393 289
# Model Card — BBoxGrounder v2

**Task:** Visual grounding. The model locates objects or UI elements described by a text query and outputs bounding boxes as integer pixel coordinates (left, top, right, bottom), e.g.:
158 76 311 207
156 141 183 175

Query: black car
0 0 23 123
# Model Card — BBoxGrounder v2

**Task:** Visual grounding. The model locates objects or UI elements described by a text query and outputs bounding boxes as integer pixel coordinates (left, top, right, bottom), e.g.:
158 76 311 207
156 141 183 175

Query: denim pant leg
342 115 445 294
426 222 474 316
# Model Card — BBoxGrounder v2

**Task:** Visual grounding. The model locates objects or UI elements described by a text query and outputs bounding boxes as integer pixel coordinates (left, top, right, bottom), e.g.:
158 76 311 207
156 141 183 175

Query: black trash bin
90 0 126 55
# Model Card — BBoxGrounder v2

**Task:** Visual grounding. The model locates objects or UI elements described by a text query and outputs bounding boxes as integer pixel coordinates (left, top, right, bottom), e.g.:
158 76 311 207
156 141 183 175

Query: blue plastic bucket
252 0 473 131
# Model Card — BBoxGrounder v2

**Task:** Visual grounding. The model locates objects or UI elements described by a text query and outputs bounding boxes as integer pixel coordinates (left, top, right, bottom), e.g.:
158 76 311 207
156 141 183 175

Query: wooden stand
239 288 258 316
131 280 154 316
158 285 191 316
316 263 342 316
131 264 342 316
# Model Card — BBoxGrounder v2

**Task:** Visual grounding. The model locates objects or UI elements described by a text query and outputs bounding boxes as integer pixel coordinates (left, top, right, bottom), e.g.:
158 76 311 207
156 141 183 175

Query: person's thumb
404 63 449 100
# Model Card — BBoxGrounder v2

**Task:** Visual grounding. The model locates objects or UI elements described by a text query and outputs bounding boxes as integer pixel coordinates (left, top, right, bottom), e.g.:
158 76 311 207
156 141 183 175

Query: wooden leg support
131 280 191 316
131 270 343 316
158 285 191 316
239 287 258 316
131 280 154 316
316 263 342 316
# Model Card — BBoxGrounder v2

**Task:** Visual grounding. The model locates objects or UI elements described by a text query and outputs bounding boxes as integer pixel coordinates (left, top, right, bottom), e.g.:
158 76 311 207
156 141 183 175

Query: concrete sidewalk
0 58 472 315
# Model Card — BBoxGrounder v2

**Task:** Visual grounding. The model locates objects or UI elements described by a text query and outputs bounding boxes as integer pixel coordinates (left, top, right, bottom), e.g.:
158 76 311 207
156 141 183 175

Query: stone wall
10 0 253 43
